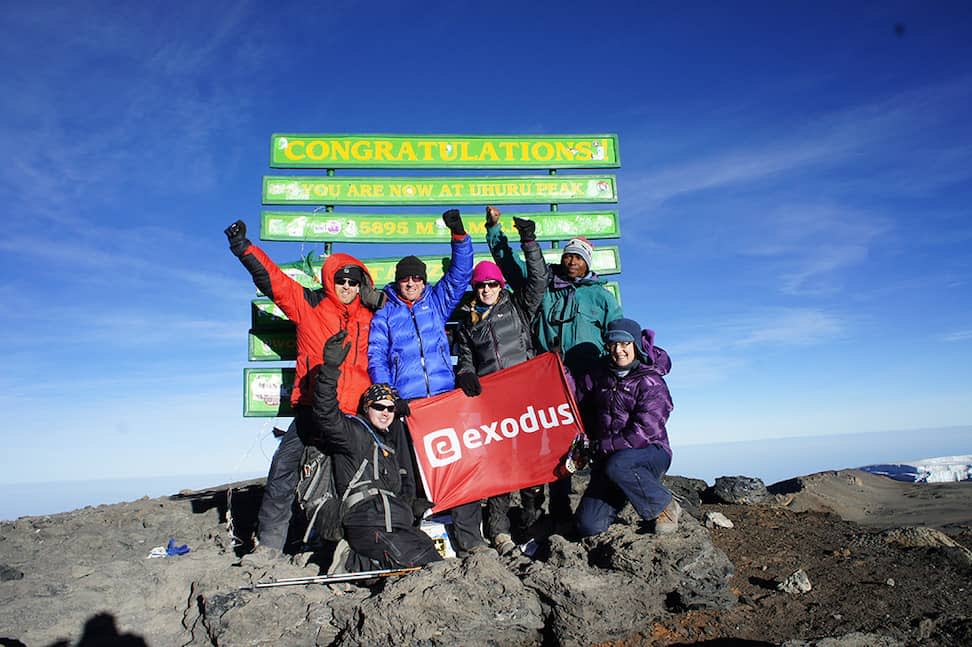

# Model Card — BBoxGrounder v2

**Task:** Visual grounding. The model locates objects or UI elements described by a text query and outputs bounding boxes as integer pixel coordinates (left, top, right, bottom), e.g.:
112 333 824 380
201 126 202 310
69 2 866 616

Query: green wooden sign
270 134 620 169
249 329 296 361
252 299 292 331
262 175 617 206
260 210 620 243
243 368 294 417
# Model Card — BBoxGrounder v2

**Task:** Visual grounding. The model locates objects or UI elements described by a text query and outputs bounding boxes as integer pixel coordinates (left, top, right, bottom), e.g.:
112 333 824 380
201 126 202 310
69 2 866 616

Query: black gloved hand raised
442 209 465 236
358 278 387 310
456 372 482 397
394 398 411 417
322 330 350 367
224 220 250 256
512 217 536 243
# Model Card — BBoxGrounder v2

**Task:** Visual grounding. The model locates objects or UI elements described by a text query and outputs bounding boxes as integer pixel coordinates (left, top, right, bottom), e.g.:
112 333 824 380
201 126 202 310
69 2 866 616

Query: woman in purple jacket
574 318 681 537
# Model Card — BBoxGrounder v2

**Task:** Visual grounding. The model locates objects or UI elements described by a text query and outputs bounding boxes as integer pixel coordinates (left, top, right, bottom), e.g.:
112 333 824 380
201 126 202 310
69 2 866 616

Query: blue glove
166 538 190 556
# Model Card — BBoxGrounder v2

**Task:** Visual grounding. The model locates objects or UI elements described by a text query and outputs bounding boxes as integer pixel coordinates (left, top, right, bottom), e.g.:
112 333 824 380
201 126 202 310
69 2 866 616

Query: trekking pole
241 566 420 590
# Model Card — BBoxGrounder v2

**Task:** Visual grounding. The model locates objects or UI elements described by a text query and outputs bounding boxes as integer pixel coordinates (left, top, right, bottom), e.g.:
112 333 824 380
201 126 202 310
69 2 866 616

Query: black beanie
335 264 364 284
395 255 427 282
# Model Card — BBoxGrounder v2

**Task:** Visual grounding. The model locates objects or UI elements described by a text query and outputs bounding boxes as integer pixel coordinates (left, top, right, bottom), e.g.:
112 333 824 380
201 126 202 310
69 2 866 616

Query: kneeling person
574 318 680 537
313 331 442 568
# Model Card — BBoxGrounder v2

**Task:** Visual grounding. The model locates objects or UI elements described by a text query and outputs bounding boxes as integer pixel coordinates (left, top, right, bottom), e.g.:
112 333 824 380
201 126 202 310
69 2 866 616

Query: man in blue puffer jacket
368 209 472 400
368 209 486 554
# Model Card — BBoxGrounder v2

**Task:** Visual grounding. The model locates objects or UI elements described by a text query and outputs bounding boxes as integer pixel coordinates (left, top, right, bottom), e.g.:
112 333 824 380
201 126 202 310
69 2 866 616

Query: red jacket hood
320 253 374 309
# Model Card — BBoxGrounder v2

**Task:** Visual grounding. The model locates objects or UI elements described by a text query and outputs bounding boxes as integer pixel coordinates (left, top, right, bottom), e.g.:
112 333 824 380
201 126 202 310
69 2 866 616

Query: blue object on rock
166 538 190 556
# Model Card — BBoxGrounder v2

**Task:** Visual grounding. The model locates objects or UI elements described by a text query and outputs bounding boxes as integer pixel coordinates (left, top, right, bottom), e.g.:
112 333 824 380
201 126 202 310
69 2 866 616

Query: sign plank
260 210 619 243
270 134 620 169
262 246 621 292
243 368 294 417
262 175 617 206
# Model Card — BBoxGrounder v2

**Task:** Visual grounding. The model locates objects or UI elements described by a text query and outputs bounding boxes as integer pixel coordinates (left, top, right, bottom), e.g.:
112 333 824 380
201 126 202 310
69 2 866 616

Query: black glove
513 217 536 243
322 330 350 367
411 498 434 521
456 372 482 397
394 398 411 417
359 278 387 310
224 220 250 257
442 209 465 236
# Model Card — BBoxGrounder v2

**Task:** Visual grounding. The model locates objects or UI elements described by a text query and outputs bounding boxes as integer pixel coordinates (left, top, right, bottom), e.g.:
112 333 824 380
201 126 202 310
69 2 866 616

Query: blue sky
1 1 970 495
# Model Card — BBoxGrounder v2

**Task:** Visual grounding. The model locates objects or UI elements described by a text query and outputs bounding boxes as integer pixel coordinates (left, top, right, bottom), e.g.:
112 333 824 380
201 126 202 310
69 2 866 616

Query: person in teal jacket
485 206 622 529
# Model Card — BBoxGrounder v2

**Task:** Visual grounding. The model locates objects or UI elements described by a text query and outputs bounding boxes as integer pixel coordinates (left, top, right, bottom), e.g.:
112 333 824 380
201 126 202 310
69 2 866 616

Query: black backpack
296 446 344 543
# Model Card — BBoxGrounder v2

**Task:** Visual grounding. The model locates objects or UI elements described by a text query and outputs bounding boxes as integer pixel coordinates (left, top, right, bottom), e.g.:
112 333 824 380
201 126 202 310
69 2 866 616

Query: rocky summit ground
0 469 969 646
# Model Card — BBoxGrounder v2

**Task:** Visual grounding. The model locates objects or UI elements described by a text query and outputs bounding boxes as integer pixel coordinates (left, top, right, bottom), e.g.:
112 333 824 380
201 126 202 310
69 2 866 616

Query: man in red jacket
225 220 385 560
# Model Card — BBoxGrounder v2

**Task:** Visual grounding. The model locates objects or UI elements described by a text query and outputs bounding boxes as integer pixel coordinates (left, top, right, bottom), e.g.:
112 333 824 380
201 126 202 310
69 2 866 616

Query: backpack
296 446 344 543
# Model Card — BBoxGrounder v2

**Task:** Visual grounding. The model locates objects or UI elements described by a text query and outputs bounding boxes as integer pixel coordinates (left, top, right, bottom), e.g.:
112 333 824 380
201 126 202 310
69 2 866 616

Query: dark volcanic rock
523 515 735 645
0 564 24 581
0 478 737 646
664 474 708 519
710 475 769 504
332 553 544 646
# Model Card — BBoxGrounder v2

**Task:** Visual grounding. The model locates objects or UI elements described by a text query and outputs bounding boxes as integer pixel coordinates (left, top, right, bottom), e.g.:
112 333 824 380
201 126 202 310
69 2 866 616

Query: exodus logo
423 403 575 468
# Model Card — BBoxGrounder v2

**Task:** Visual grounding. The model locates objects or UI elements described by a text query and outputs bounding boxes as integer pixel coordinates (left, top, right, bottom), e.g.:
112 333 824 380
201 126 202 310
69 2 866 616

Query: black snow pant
256 407 316 551
344 525 443 569
447 500 487 553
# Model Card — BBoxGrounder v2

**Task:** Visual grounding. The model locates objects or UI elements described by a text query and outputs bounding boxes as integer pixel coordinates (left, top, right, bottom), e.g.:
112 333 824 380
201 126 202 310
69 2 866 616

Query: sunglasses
475 280 501 290
335 278 360 287
369 402 396 413
398 275 424 284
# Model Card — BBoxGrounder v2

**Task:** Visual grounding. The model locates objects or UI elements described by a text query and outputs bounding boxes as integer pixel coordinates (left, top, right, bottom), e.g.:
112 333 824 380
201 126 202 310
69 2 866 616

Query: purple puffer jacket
577 329 673 459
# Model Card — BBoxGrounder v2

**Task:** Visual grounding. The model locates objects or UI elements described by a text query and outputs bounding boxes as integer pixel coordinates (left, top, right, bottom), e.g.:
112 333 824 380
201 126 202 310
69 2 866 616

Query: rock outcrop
0 478 734 647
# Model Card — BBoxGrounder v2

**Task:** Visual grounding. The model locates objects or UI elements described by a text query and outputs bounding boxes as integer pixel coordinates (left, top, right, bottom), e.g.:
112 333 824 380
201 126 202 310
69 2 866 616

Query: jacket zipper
410 308 431 396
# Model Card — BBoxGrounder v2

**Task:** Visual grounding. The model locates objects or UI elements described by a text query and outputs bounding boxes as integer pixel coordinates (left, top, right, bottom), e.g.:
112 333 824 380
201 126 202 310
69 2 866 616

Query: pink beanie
471 261 506 288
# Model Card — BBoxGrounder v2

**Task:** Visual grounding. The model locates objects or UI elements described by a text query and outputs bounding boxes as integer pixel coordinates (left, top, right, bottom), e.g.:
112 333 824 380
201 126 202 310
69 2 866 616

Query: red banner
407 352 582 512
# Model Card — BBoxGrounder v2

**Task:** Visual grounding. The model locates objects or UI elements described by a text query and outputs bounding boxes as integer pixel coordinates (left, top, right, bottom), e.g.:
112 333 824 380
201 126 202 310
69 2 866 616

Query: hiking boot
492 533 517 556
654 499 681 536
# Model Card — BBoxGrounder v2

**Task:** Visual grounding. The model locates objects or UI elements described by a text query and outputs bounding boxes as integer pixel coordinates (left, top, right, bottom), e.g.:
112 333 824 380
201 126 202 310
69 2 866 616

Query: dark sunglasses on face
335 278 360 287
398 275 424 284
475 280 501 290
369 402 396 412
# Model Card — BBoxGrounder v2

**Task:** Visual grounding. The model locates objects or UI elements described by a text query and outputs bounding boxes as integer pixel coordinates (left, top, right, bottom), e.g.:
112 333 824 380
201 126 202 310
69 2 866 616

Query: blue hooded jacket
367 235 473 399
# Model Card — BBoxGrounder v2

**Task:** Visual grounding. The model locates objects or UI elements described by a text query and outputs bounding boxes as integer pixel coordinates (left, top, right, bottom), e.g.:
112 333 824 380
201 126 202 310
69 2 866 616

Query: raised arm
312 331 353 453
429 210 474 319
224 219 307 323
510 217 548 321
484 206 527 292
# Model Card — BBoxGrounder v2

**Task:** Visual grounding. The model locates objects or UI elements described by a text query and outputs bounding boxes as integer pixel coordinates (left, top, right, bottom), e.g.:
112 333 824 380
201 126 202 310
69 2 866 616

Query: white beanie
562 237 594 269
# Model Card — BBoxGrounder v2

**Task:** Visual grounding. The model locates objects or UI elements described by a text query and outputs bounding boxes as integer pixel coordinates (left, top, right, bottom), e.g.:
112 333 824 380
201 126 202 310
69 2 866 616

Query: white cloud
620 76 972 212
673 307 847 355
942 330 972 343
